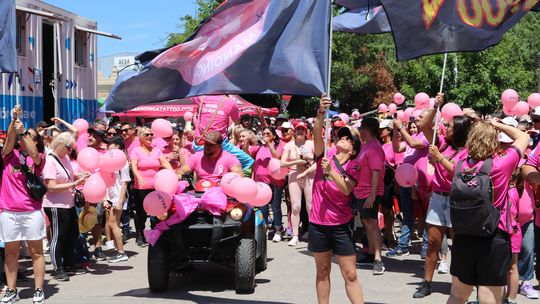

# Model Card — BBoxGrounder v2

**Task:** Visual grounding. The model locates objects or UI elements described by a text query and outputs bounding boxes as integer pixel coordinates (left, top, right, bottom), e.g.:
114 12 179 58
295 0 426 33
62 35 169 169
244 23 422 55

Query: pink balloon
143 191 172 216
99 169 116 188
414 93 430 109
339 113 350 124
176 180 190 195
396 110 407 122
154 169 179 195
252 182 272 207
412 108 422 119
82 174 107 203
503 105 514 116
151 118 173 138
77 147 100 172
183 111 194 122
73 119 89 133
268 158 287 180
528 93 540 109
404 107 414 120
99 149 127 173
378 104 388 113
351 111 360 120
232 178 258 204
429 98 435 108
388 103 397 114
512 101 530 116
501 89 519 109
220 172 242 197
441 103 463 122
394 93 405 105
395 163 418 187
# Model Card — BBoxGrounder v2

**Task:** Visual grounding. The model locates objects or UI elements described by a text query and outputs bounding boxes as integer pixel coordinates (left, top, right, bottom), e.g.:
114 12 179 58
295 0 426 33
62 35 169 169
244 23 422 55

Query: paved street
10 235 540 303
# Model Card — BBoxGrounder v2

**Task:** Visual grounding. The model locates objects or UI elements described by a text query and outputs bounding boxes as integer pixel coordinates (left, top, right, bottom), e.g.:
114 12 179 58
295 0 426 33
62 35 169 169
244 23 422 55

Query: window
75 29 87 66
16 12 25 56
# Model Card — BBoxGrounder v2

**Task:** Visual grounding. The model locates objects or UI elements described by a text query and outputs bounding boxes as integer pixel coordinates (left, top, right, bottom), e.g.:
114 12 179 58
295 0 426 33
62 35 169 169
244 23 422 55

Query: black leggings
133 189 153 237
44 207 79 270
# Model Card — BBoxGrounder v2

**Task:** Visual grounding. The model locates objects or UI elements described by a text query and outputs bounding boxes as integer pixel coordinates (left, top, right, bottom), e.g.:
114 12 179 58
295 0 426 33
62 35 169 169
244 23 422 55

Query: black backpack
450 158 509 237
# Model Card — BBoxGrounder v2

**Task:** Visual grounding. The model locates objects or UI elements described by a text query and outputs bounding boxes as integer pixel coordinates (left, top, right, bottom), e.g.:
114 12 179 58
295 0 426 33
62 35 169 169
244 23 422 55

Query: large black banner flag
0 0 17 73
380 0 540 61
333 6 390 34
108 0 330 112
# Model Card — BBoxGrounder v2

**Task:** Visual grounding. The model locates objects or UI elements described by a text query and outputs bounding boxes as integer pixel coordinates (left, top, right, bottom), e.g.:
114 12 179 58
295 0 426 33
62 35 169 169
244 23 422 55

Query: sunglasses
65 145 74 151
107 132 117 136
121 128 131 133
142 133 154 137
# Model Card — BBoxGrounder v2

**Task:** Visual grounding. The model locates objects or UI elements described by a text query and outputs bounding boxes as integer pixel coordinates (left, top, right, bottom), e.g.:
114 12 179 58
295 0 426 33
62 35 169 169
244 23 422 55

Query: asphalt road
9 232 540 304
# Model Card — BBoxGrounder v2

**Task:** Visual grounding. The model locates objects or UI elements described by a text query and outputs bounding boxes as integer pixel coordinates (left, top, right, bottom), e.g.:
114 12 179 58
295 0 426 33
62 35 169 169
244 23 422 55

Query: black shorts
450 230 511 286
308 222 356 256
352 196 382 220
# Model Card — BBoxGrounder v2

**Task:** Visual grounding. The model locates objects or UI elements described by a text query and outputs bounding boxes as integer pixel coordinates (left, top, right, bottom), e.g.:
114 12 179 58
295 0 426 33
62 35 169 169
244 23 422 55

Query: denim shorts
425 192 452 228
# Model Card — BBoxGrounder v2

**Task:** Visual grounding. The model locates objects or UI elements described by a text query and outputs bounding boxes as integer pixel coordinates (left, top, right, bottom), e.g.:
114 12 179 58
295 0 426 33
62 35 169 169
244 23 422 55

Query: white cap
533 106 540 117
379 119 393 130
501 116 518 127
280 121 294 130
498 132 513 143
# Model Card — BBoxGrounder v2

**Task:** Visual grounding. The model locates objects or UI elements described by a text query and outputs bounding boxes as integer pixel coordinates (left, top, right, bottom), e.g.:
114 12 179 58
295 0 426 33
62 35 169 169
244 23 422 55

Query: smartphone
45 128 54 137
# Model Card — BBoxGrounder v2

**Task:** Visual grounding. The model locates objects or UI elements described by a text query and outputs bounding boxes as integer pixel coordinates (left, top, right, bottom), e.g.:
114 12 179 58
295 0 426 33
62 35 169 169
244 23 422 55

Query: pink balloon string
145 187 228 246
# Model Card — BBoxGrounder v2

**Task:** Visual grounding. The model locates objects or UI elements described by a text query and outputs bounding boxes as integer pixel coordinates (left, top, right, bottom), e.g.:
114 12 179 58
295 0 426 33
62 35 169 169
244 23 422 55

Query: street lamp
536 51 540 92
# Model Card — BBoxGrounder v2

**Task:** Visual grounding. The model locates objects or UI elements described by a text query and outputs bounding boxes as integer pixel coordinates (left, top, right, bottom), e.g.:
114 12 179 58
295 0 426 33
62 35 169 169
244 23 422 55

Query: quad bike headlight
230 207 244 221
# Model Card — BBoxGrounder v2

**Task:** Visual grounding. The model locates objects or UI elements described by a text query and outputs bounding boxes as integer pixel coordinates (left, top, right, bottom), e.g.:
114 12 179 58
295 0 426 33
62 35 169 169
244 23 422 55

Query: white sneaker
288 236 299 247
272 233 282 243
102 240 116 251
438 261 449 274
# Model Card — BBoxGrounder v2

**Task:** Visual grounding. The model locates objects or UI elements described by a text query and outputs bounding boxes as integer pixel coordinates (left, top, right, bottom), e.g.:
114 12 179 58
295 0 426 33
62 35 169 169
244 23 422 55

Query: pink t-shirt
42 154 76 209
0 150 45 212
349 141 385 199
519 181 535 225
431 138 468 193
130 147 163 190
151 137 167 150
508 187 522 253
524 145 540 227
310 149 354 226
415 156 433 192
193 95 240 140
456 147 521 232
402 132 429 165
164 147 192 171
186 151 241 183
382 142 403 168
126 137 140 156
252 142 285 187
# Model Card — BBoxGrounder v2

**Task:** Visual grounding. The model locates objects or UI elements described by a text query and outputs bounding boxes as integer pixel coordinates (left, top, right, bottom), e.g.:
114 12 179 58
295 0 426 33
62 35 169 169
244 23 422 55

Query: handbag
19 153 47 201
49 154 86 208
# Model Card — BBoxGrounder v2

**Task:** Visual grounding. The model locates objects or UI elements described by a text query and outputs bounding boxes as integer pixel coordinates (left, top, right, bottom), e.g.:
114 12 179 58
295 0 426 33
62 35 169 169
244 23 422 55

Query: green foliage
166 1 540 116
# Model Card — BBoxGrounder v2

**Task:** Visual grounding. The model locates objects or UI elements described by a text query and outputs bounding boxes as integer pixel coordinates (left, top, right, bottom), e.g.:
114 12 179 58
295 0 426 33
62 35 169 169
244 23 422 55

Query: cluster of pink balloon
77 147 127 203
142 169 179 216
502 89 540 116
384 92 463 123
220 172 273 207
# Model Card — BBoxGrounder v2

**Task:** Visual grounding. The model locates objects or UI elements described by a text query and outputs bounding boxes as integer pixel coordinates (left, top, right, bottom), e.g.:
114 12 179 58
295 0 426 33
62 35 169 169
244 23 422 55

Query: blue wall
0 95 97 130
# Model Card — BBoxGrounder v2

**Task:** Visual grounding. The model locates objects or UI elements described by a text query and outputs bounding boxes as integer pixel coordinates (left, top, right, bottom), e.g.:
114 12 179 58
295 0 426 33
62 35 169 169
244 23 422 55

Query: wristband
317 109 326 116
398 125 405 132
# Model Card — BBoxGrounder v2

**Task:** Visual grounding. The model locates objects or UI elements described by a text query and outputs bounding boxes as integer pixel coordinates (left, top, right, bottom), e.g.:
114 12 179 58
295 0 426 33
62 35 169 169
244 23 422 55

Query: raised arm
51 117 79 136
314 95 331 158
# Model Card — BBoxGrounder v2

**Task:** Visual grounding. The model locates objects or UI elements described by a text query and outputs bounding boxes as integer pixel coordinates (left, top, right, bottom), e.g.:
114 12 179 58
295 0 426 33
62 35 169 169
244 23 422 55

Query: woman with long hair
0 107 47 303
413 94 473 298
130 127 172 247
447 120 528 304
309 96 363 304
280 122 315 246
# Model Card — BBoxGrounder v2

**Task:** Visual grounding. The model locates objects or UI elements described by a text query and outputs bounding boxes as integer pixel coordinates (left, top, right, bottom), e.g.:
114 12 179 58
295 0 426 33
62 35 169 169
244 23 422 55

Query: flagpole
15 73 20 107
432 53 448 146
324 1 334 157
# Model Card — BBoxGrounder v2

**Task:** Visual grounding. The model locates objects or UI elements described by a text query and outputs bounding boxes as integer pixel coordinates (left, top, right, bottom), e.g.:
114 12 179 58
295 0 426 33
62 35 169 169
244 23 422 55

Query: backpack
449 158 505 237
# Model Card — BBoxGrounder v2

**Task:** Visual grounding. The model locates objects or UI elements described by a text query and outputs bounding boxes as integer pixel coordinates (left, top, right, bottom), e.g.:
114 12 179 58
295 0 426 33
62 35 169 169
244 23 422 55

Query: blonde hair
49 132 75 152
240 129 256 146
465 121 498 160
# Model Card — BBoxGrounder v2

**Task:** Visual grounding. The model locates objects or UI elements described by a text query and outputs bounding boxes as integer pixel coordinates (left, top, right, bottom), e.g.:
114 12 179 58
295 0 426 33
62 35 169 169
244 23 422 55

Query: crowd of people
0 92 540 304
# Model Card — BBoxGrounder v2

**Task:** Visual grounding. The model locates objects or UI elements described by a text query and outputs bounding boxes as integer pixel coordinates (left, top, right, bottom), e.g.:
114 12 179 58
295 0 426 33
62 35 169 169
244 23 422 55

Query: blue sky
44 0 198 57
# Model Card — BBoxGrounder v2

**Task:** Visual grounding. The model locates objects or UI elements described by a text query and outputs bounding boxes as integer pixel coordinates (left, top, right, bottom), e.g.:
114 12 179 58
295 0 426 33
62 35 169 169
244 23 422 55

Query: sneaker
373 260 385 275
136 236 148 248
93 247 107 261
356 253 375 266
53 269 69 282
505 298 518 304
272 233 282 243
386 246 409 257
413 280 432 298
32 288 45 304
108 252 129 263
65 265 87 275
287 236 299 247
520 280 539 299
282 228 293 240
0 288 18 303
438 261 449 274
102 240 115 251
